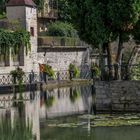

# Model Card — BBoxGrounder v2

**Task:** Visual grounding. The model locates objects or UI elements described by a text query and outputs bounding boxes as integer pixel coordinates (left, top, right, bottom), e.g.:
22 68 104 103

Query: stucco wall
95 81 140 112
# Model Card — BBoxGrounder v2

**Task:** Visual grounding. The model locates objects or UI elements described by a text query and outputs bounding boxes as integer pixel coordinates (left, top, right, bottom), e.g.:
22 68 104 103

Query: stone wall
37 48 90 71
95 81 140 112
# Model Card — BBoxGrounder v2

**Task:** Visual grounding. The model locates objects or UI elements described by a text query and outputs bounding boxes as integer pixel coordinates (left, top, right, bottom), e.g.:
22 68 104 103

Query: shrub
130 59 140 80
69 63 79 78
45 64 54 77
10 67 25 83
91 64 100 78
47 21 78 38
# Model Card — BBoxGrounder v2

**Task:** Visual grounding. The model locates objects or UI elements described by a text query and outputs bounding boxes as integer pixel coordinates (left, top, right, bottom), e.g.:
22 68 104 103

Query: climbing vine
0 29 31 56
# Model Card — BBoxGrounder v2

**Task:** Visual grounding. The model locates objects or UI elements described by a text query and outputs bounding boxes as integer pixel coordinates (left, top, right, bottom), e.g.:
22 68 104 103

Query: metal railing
98 64 140 81
0 69 91 86
0 72 40 86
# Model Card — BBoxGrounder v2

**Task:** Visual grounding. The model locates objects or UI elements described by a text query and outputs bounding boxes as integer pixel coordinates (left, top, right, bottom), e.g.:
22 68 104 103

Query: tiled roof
7 0 36 7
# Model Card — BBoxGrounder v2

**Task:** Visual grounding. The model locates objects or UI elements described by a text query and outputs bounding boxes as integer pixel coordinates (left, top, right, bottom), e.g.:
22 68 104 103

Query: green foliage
69 0 140 46
0 117 33 140
130 59 140 80
108 0 140 31
132 20 140 44
0 0 6 15
45 96 55 108
0 29 31 56
33 0 45 11
45 64 54 77
91 64 100 78
69 63 79 78
70 88 80 103
0 13 6 19
10 67 25 84
58 0 72 22
47 21 78 37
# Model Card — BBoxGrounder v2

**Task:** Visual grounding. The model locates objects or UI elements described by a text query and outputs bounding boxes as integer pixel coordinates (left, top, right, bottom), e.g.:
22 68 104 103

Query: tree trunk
115 33 123 80
105 42 114 80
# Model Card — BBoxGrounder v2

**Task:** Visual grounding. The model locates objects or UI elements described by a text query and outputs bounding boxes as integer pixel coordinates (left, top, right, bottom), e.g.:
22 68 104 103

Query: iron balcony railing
38 9 58 19
0 72 40 86
0 70 91 86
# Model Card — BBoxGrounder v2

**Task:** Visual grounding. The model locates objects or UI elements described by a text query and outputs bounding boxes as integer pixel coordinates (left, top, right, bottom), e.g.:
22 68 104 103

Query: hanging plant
0 29 31 57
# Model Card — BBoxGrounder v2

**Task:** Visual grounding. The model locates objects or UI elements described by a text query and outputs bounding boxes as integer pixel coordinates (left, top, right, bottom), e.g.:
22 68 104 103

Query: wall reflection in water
0 84 94 140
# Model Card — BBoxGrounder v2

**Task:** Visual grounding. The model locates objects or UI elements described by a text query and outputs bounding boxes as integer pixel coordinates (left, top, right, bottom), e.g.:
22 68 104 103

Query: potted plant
10 67 25 84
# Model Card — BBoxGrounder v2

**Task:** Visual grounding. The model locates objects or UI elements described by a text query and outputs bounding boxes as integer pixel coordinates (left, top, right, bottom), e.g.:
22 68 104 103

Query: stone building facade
0 0 38 74
0 0 89 75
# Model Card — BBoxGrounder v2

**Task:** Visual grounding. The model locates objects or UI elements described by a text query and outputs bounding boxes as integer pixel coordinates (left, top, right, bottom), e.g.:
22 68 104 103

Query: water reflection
0 84 140 140
0 102 33 140
0 85 92 140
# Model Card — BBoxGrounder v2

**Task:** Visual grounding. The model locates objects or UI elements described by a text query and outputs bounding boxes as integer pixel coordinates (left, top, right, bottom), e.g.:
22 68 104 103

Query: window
30 27 34 36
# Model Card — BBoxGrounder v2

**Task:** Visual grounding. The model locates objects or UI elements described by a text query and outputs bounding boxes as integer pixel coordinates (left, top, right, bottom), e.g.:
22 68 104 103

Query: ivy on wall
0 29 31 56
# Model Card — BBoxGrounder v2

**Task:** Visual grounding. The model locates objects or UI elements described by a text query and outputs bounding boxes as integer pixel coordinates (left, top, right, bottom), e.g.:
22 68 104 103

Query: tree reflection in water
40 87 56 108
69 87 80 103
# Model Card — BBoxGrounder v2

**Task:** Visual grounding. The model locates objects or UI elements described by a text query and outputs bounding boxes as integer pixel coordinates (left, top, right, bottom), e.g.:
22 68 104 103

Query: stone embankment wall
95 81 140 112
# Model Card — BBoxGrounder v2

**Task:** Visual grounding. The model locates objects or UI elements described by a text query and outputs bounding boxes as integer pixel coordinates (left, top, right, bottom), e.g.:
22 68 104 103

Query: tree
133 20 140 44
33 0 45 11
107 0 140 79
58 0 72 22
68 0 140 80
68 0 116 80
0 0 7 15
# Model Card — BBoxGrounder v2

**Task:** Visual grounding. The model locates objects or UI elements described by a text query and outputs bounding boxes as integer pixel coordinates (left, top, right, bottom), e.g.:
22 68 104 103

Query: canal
0 84 140 140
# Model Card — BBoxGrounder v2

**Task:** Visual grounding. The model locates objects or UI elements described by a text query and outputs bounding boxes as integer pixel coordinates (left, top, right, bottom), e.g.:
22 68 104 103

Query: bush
130 59 140 80
91 64 100 78
69 63 79 78
47 21 78 38
45 64 54 77
10 67 25 83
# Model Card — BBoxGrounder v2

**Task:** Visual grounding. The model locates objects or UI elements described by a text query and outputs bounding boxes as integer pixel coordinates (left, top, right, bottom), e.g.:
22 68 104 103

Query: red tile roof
7 0 36 7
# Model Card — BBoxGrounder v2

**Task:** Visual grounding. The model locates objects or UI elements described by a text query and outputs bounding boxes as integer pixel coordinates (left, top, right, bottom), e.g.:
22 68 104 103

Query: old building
0 0 38 73
0 0 90 76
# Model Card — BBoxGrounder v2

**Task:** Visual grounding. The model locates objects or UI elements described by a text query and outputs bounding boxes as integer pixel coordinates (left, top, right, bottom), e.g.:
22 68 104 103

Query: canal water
0 84 140 140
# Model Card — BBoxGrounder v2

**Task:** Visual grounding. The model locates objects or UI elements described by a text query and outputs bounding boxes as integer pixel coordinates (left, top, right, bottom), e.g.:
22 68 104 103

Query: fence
0 72 40 86
0 70 91 86
100 64 140 81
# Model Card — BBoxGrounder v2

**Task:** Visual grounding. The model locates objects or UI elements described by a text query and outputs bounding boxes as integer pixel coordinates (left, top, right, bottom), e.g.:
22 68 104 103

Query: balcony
38 9 58 19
